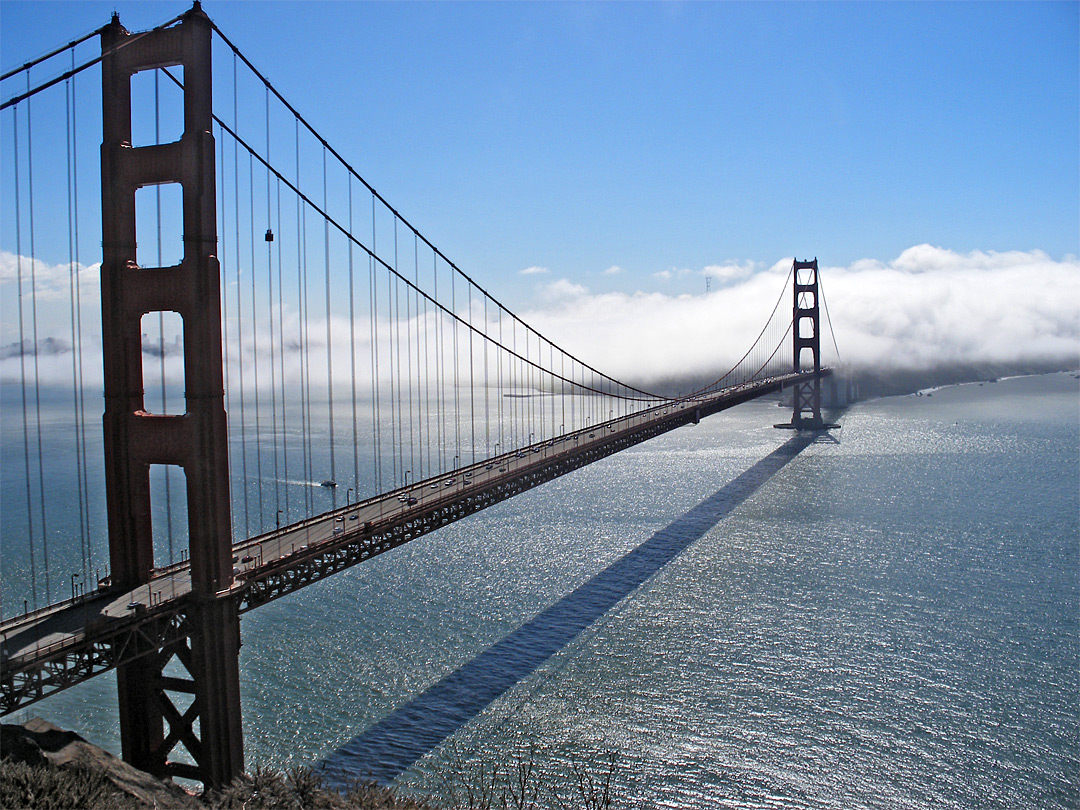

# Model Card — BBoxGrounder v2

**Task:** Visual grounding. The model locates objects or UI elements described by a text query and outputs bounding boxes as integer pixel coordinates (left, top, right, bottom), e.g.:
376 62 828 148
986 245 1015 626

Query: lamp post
70 572 81 601
346 488 353 506
404 470 411 489
453 455 459 472
276 509 283 529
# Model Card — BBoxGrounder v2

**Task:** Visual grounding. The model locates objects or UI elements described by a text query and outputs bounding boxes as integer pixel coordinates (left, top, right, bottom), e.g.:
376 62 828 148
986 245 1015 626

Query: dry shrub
0 756 141 810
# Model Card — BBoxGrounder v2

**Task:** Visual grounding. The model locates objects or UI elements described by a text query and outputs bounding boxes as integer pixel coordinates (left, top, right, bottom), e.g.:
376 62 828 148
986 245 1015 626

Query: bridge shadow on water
318 431 815 786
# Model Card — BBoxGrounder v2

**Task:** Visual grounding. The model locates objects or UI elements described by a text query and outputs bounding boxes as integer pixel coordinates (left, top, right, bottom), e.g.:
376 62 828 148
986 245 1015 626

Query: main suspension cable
1 11 186 110
818 270 842 366
204 18 662 402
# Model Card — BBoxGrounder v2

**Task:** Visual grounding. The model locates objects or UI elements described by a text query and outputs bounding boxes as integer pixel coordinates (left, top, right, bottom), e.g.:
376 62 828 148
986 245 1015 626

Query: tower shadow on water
318 431 815 787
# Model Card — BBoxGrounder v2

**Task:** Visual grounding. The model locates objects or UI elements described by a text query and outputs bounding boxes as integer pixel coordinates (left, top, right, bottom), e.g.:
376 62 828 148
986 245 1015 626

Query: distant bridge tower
778 258 837 431
100 3 243 788
792 258 822 428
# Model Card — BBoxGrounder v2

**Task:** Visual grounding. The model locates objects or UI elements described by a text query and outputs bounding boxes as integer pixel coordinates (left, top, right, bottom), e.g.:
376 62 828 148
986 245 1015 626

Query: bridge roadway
0 371 825 714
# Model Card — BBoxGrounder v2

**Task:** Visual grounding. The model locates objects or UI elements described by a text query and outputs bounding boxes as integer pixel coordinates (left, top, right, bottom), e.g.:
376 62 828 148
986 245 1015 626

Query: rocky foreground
0 718 434 810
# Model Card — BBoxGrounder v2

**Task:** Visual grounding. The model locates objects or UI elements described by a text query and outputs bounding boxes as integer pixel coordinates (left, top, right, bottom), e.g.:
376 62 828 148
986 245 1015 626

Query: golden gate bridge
1 3 844 789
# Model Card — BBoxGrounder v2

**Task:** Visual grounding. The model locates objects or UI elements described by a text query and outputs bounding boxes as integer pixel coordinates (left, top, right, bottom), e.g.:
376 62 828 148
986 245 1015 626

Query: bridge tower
781 258 836 431
100 3 243 788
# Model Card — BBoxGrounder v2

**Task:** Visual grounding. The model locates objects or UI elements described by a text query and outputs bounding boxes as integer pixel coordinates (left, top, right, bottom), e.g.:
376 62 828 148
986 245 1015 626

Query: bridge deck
1 372 823 714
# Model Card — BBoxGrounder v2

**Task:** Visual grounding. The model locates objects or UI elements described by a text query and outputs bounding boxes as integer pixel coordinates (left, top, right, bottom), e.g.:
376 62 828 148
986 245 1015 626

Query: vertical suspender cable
484 297 489 457
276 177 289 520
415 248 423 481
219 122 235 539
295 120 310 513
510 320 518 448
349 177 359 497
452 272 459 467
538 333 544 440
26 84 52 604
818 272 842 366
323 147 336 503
468 285 475 465
302 193 313 513
70 56 93 580
407 234 415 483
390 221 400 485
250 152 265 530
524 324 531 442
369 193 381 493
434 254 443 474
265 87 281 525
395 265 404 483
560 353 565 438
497 306 503 452
550 342 555 437
233 55 251 538
387 231 396 486
391 231 400 485
65 70 89 582
13 105 38 611
422 251 432 479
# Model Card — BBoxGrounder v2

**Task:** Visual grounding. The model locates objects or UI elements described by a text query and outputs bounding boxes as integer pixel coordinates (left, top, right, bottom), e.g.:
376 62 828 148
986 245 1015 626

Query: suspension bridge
0 4 845 789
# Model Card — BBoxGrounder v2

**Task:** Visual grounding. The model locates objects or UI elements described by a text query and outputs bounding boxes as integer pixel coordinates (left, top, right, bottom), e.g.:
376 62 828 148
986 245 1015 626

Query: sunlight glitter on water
10 374 1079 808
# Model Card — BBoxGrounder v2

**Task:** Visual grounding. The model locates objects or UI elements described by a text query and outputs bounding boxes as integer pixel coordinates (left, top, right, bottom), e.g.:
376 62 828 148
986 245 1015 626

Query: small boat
320 479 337 488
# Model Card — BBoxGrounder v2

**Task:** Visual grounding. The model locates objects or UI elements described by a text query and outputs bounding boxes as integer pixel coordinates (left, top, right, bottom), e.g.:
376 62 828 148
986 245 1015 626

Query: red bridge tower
100 3 243 788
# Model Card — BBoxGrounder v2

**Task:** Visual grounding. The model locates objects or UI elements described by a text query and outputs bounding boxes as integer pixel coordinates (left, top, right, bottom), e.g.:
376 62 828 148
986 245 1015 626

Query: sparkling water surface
7 373 1078 808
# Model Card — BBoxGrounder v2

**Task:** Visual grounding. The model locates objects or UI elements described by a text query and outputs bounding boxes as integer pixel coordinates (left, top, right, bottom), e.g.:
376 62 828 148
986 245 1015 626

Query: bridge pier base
115 600 242 785
116 657 164 776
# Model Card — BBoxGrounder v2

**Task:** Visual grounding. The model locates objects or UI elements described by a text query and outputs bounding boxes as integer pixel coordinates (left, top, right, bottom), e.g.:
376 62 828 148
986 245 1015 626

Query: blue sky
2 1 1076 299
1 1 1078 383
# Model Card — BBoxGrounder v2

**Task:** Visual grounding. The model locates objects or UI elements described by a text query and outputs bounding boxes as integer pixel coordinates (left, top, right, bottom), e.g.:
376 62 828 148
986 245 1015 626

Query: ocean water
4 373 1078 808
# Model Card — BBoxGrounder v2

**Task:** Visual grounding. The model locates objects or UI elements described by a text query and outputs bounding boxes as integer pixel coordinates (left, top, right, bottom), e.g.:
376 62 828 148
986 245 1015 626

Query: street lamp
70 572 81 601
346 488 353 506
276 509 283 529
453 454 459 471
404 470 411 489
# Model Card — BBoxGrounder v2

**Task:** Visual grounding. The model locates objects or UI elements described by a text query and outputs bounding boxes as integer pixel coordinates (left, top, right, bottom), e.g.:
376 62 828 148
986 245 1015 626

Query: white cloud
0 251 103 358
703 261 755 285
515 245 1080 387
0 251 100 302
519 265 548 276
816 245 1080 372
2 245 1077 396
651 267 695 282
602 265 624 276
540 278 589 303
